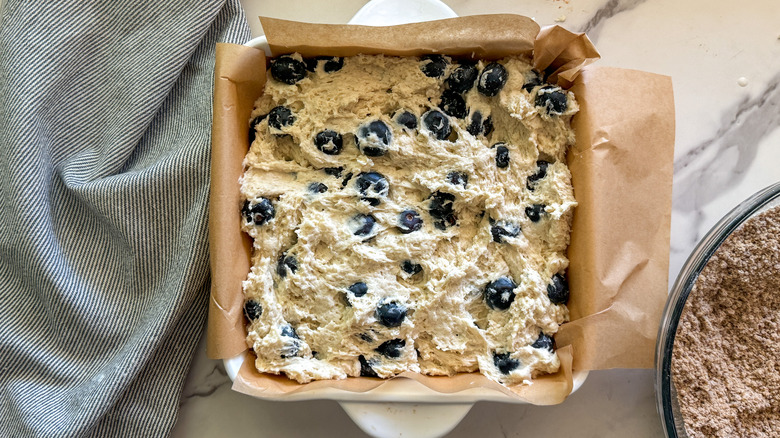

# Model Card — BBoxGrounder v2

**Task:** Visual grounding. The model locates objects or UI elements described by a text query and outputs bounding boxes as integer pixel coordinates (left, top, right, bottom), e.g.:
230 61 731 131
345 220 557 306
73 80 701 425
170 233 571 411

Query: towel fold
0 1 249 436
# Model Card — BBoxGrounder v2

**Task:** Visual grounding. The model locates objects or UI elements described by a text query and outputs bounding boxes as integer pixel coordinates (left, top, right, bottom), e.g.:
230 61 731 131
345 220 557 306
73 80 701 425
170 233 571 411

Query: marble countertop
173 1 780 436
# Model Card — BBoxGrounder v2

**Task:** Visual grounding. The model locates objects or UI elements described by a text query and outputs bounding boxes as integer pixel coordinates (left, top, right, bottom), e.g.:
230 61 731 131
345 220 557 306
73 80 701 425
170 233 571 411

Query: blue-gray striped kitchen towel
0 1 249 436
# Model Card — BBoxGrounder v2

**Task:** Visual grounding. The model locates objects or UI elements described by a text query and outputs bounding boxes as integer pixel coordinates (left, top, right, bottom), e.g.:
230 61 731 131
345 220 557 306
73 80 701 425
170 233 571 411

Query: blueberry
248 114 266 145
314 130 343 155
490 221 520 243
482 115 494 136
323 166 344 178
493 352 520 374
281 324 298 339
341 172 354 188
525 204 546 222
304 56 344 73
355 171 389 206
270 55 307 84
304 57 318 72
494 143 510 168
401 260 422 276
348 281 368 298
447 171 468 188
428 191 457 229
429 191 455 216
466 111 494 137
323 57 344 73
268 106 295 131
422 110 451 141
242 198 275 226
243 300 262 321
344 282 367 307
531 332 555 352
484 277 517 311
477 63 508 97
526 160 549 190
351 213 376 236
547 273 569 305
398 209 423 234
359 355 378 377
376 301 407 328
276 253 298 278
394 110 418 130
376 339 406 359
535 85 568 115
420 54 448 78
522 70 543 92
280 324 301 358
439 89 468 119
446 63 478 94
308 182 328 194
466 112 483 136
356 120 392 157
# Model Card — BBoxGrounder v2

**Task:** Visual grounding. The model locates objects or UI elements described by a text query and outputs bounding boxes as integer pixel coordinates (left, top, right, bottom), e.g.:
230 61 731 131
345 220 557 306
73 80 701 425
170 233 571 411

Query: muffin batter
240 53 577 386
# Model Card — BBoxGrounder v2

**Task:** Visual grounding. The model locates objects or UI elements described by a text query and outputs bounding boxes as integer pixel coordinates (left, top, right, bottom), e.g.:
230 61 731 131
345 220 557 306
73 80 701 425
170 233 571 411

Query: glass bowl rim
654 181 780 437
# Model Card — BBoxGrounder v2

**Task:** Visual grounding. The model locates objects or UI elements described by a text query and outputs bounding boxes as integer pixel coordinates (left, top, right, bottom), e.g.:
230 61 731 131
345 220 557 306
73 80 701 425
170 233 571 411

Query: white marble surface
173 1 780 436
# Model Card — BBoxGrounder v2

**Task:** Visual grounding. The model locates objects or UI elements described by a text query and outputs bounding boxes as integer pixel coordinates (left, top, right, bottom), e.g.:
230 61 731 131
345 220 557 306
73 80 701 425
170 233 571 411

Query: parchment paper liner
208 14 675 405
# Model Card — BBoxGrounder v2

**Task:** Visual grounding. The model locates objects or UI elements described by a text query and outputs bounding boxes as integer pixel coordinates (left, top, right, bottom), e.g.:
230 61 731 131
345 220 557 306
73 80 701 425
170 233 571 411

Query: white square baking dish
225 2 589 437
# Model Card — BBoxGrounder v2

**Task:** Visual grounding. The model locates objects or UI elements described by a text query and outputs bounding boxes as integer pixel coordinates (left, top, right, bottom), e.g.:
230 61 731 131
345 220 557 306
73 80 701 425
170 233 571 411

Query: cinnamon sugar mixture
672 205 780 437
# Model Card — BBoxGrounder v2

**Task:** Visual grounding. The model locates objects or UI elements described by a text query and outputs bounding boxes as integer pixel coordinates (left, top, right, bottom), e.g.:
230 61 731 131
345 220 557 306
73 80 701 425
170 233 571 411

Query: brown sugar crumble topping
672 205 780 437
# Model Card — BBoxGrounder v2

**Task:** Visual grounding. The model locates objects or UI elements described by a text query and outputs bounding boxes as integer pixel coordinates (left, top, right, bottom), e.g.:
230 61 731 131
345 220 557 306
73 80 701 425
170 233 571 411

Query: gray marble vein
576 0 647 40
179 362 231 405
673 73 780 244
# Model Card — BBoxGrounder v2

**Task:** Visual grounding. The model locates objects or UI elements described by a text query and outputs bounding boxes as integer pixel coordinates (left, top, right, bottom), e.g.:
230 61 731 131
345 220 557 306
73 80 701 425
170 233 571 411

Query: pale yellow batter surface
240 53 577 386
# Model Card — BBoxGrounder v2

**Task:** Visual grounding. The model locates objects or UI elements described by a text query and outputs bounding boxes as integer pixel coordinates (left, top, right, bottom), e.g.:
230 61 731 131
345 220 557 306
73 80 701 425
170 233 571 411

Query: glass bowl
655 181 780 437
